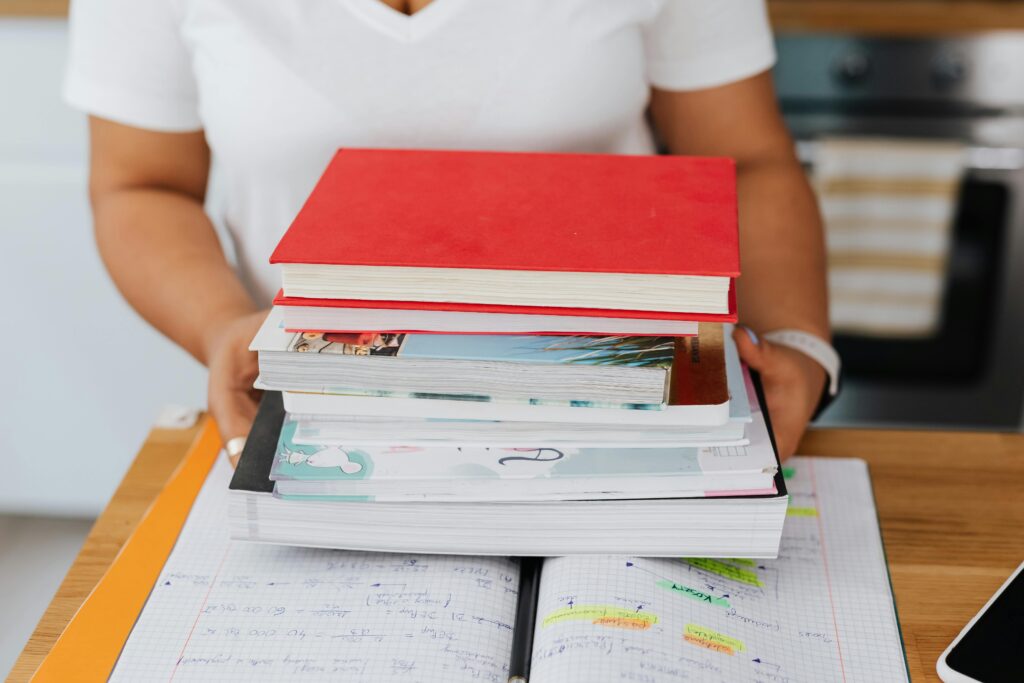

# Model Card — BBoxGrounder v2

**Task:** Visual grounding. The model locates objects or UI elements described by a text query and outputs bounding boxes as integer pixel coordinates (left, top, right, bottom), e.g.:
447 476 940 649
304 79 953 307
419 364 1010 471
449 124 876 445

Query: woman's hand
732 326 825 461
203 310 267 463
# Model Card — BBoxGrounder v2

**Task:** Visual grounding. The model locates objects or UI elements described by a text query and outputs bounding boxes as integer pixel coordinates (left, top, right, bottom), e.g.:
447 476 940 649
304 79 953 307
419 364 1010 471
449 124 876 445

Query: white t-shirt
65 0 775 304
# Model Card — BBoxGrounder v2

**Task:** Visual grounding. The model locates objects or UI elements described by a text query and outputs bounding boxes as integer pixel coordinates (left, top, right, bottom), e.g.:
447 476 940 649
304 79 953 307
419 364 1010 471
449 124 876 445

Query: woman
66 0 832 459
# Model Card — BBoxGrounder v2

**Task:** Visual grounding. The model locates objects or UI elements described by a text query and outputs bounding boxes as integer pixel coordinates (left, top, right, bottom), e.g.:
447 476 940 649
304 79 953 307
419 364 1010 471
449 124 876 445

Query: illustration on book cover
288 331 406 356
287 331 674 366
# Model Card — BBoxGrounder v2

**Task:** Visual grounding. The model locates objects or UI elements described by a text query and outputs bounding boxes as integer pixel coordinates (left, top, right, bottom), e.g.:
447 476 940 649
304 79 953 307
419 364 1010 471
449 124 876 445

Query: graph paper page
531 456 909 683
110 458 520 682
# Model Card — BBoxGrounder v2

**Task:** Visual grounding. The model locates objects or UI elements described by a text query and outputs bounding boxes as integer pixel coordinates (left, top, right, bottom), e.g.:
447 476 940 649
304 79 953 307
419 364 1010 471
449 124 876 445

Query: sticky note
782 466 796 479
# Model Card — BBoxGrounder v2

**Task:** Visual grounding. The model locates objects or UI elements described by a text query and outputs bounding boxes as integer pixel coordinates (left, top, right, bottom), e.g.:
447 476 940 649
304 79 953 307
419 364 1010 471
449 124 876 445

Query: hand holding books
203 309 267 453
226 149 791 558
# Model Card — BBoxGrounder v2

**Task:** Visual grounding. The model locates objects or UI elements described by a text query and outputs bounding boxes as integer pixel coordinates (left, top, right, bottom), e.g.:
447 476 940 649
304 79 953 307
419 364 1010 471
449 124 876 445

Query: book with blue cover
252 309 731 420
285 333 751 447
286 330 675 367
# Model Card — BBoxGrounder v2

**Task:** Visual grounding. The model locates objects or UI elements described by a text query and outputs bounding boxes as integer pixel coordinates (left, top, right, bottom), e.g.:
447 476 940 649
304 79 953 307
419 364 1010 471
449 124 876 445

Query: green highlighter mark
684 558 765 587
656 579 731 608
782 466 796 480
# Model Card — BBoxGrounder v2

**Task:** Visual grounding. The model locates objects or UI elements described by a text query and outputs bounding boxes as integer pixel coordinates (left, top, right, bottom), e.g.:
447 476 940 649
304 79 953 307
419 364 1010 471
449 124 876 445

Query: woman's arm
650 71 829 458
89 117 264 447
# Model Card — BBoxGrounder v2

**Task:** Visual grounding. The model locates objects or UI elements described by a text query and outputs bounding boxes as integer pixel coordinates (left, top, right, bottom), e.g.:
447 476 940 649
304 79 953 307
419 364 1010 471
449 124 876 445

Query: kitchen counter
769 0 1024 34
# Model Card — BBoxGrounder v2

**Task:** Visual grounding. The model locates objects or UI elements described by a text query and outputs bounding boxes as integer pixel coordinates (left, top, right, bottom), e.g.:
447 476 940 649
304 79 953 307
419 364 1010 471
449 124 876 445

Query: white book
276 386 730 426
291 414 749 448
272 405 777 502
228 391 784 555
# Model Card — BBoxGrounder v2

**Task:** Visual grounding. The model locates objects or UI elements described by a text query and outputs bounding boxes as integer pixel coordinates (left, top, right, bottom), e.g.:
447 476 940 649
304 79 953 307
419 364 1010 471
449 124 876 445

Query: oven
774 34 1024 430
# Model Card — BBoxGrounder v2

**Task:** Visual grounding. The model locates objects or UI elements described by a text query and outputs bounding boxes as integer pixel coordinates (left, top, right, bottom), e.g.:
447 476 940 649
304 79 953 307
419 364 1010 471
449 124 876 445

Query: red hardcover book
271 149 739 314
272 289 736 321
272 288 736 335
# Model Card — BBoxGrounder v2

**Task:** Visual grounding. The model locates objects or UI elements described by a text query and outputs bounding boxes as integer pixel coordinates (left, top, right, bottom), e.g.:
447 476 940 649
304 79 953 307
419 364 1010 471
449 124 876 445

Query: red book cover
273 286 738 323
271 149 739 277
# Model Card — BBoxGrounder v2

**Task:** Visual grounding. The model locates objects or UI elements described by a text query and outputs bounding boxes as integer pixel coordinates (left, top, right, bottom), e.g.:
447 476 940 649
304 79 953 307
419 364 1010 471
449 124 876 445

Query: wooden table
8 420 1024 682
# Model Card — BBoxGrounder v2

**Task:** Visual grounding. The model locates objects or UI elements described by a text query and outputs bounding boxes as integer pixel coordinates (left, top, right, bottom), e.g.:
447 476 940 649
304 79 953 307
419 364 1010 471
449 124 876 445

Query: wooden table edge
7 418 208 683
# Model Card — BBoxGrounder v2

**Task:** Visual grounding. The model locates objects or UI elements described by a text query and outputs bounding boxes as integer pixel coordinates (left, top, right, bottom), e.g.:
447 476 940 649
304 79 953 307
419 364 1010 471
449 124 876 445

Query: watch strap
761 328 841 396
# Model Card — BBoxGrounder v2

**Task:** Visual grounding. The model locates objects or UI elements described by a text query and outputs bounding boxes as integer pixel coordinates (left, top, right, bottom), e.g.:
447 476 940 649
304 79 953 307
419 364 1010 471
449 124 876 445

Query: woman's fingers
732 326 823 461
732 325 767 371
206 310 268 467
208 374 260 466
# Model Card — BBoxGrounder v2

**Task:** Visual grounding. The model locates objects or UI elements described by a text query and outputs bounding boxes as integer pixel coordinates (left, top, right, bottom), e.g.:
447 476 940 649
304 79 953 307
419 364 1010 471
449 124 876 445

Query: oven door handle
795 139 1024 172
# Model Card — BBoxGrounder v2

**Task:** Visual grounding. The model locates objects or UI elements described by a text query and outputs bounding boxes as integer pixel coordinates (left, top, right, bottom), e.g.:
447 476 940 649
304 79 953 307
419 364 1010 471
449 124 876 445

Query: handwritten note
109 457 908 683
110 460 520 683
528 458 909 682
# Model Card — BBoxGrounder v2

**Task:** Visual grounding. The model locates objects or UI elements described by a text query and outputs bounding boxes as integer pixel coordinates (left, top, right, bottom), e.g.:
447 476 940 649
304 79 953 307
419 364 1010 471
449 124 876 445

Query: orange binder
31 420 221 682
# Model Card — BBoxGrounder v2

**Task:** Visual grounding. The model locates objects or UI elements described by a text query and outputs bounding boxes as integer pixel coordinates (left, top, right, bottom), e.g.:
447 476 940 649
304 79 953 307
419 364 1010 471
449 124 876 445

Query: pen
508 556 542 683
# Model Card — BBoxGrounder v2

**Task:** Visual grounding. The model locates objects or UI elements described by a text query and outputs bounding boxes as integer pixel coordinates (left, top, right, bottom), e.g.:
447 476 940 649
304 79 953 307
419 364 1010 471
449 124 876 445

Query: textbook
107 454 908 682
272 149 739 315
252 308 704 407
257 315 731 418
228 390 787 557
272 290 739 335
269 399 777 501
285 335 753 449
271 298 702 336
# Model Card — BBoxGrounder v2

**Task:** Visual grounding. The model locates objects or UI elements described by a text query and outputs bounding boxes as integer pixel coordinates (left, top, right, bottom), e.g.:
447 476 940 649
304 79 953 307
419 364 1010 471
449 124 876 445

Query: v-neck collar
342 0 468 42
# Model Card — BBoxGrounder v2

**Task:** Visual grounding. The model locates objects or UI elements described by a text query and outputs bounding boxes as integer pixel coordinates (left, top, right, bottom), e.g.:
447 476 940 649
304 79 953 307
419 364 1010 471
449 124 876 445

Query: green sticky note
782 466 796 480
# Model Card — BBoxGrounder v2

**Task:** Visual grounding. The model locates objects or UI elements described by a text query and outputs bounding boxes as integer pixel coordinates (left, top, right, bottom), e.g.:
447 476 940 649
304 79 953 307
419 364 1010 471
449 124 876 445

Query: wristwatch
761 329 842 420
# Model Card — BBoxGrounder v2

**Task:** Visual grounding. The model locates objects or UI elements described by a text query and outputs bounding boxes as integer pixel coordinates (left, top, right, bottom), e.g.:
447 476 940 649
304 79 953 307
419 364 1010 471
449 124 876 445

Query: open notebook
108 456 907 682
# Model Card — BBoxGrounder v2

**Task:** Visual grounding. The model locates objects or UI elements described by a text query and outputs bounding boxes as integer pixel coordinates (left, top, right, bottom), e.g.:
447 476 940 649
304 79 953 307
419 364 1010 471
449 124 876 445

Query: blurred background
2 0 1023 675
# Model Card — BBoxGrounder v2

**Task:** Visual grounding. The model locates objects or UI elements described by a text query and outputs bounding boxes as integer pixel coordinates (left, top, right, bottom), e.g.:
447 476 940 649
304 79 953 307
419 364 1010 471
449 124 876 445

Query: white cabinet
0 19 206 516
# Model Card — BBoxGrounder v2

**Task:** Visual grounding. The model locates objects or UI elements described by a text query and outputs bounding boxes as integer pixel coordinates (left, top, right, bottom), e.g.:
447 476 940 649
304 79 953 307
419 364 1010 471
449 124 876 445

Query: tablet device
937 561 1024 683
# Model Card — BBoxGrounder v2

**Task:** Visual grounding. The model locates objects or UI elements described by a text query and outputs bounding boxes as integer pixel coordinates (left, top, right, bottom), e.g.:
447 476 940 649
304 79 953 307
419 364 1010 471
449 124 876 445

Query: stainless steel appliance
774 34 1024 430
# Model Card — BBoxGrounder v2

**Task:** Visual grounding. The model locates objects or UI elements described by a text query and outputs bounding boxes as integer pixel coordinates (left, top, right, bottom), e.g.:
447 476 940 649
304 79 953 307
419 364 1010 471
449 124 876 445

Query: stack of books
229 149 788 557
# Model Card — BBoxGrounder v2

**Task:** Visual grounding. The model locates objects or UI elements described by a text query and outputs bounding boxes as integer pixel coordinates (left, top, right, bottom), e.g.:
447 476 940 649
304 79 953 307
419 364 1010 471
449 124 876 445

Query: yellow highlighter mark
684 634 735 655
725 558 756 568
684 624 745 655
542 605 658 630
684 558 764 587
592 616 655 630
787 507 819 517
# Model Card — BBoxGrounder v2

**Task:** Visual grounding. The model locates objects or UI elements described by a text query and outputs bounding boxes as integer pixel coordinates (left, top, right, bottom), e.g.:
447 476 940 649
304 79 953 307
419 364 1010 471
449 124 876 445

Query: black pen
508 556 542 683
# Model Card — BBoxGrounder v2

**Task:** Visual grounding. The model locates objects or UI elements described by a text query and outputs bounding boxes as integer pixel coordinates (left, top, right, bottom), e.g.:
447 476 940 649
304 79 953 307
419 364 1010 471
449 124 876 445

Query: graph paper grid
528 456 909 683
110 458 520 683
